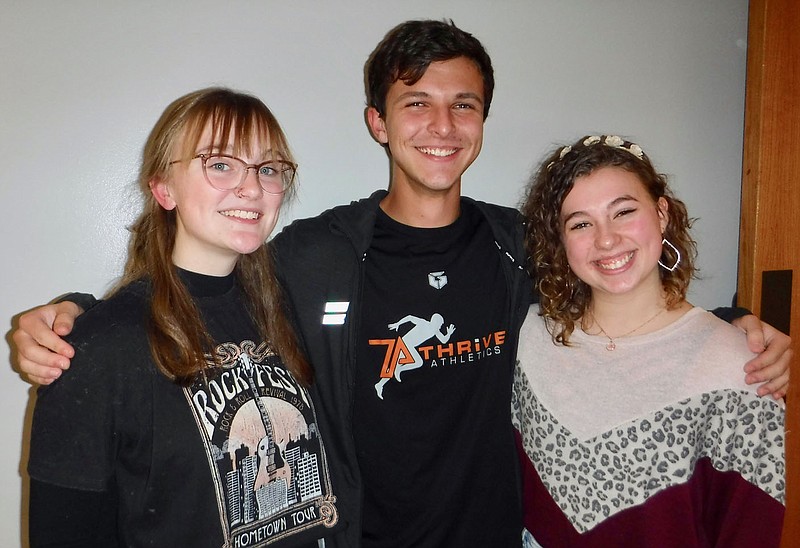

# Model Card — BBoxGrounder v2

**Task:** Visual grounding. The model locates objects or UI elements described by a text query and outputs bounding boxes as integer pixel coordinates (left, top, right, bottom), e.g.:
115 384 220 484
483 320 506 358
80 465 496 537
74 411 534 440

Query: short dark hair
365 19 495 120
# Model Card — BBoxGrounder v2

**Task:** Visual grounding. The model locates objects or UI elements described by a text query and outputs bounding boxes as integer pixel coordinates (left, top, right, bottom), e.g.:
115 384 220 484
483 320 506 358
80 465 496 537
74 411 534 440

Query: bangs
175 94 293 164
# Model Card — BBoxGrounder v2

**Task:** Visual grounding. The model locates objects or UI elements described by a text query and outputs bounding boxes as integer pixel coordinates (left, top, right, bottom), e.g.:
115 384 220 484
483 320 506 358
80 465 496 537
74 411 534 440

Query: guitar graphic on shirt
238 354 285 488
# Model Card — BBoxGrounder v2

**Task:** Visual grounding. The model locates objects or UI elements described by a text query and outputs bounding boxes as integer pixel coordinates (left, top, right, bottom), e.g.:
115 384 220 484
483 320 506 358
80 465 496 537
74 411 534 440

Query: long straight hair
110 87 311 386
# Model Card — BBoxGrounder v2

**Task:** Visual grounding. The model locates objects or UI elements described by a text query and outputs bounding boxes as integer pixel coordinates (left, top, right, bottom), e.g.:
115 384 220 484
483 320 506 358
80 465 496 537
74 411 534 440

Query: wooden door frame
739 0 799 544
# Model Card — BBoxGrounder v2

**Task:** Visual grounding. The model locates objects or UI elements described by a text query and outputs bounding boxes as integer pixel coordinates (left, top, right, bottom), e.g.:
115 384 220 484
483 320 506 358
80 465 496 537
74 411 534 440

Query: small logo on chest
428 270 447 290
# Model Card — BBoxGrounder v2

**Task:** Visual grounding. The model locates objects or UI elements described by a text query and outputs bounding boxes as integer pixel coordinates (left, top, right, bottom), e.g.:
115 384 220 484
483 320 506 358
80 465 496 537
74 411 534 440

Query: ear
656 197 669 233
366 107 388 144
150 177 177 210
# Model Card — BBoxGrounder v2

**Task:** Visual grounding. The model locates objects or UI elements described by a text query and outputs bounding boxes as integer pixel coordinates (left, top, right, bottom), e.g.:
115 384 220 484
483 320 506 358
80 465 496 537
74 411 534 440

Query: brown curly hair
520 135 697 345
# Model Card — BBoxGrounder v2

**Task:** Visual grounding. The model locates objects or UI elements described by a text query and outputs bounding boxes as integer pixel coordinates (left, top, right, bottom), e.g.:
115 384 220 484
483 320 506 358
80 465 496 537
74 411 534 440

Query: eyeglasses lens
202 155 294 194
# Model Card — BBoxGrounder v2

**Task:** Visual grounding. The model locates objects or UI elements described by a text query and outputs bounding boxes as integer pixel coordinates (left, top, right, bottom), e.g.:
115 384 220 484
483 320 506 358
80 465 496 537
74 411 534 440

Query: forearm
710 306 750 324
29 479 118 547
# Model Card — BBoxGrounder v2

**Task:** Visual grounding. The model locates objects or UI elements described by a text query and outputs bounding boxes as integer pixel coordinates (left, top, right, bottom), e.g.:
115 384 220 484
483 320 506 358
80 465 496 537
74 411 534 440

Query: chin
229 237 267 256
240 245 265 256
600 279 641 295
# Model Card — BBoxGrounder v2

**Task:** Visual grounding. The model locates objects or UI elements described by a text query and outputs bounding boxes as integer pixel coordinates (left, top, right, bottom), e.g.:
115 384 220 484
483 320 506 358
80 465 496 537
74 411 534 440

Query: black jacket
271 190 533 547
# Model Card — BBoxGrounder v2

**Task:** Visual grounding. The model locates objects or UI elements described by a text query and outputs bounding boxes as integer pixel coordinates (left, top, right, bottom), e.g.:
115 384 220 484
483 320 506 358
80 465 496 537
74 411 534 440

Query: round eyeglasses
170 153 297 195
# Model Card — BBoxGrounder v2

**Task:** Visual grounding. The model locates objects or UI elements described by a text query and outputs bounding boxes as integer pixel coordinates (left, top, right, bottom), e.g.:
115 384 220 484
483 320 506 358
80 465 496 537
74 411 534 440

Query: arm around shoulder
711 307 791 399
13 298 92 384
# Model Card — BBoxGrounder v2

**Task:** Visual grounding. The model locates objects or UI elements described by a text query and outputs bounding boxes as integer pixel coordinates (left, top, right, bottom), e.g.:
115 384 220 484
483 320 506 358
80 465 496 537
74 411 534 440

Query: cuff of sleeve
54 292 98 313
711 306 751 324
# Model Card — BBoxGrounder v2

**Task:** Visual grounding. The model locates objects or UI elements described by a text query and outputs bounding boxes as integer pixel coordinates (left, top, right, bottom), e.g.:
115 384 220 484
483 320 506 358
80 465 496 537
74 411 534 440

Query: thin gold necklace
589 307 666 351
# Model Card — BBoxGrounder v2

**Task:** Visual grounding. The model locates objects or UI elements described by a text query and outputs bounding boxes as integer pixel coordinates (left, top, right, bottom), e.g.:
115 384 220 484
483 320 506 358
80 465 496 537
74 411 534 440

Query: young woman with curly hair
514 135 785 547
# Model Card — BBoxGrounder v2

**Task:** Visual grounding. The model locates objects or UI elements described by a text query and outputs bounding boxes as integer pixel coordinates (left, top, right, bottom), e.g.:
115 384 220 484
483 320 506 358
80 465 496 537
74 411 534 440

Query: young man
272 21 528 546
13 19 792 548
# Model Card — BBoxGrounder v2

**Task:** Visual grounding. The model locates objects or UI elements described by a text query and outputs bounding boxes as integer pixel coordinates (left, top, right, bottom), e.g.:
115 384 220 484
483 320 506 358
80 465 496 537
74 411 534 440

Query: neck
380 182 462 228
586 286 669 338
172 252 238 277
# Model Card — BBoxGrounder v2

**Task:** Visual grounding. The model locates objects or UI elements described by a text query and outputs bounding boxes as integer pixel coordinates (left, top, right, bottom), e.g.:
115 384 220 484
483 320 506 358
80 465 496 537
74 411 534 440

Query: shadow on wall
7 311 40 548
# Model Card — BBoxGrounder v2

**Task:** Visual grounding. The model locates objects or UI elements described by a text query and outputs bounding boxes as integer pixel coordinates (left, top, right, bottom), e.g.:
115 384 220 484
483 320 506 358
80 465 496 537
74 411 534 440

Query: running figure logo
369 313 456 399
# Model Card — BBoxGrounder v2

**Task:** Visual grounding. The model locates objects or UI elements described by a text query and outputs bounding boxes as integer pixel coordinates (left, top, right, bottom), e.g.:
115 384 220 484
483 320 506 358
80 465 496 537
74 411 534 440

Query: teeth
221 209 260 220
596 252 633 270
418 147 457 157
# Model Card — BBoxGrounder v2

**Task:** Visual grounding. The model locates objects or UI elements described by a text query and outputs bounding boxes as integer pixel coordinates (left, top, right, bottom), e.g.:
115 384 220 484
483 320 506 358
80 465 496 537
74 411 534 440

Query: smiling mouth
417 146 458 157
220 209 261 220
595 251 634 271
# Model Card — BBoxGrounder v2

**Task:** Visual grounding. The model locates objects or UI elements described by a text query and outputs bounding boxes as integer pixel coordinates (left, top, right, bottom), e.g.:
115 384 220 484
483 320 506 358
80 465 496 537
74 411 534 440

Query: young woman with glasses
27 88 343 547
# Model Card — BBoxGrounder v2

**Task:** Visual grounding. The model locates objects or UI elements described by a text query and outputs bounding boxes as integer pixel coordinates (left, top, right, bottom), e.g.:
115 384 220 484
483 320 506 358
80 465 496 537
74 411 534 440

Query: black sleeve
711 306 751 324
53 292 99 312
29 479 118 547
29 326 119 494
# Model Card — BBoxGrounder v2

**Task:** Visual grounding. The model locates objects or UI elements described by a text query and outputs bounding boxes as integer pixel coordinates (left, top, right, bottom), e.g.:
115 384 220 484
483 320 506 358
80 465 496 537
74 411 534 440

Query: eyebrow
196 143 233 154
561 194 640 224
196 145 277 159
455 92 484 104
392 90 484 105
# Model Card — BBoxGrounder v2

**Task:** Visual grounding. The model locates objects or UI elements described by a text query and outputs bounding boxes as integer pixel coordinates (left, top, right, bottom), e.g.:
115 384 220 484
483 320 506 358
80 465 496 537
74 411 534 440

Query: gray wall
2 1 747 544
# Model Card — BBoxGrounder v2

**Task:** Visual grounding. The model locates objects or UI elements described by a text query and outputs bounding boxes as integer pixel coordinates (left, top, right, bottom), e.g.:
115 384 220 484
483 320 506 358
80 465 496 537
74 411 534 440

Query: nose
236 167 264 198
594 224 620 249
428 105 455 136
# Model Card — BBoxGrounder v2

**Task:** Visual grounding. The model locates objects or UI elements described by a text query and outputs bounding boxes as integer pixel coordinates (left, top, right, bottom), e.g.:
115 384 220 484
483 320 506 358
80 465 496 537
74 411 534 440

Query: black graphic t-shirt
29 270 339 547
354 202 520 547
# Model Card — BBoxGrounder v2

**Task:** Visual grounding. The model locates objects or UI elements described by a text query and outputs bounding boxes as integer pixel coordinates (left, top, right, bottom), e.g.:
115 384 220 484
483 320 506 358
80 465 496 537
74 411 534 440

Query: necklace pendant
605 340 616 351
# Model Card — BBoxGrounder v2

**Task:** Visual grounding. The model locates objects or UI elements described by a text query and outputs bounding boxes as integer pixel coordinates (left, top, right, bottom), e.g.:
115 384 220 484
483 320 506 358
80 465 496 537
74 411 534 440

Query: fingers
13 330 66 385
14 320 75 362
17 306 75 359
12 303 78 385
24 370 62 386
733 315 792 400
754 371 789 400
744 346 792 399
732 314 767 353
52 301 81 338
13 324 70 366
